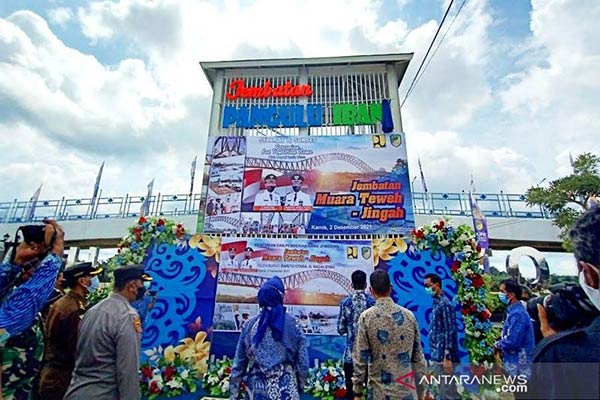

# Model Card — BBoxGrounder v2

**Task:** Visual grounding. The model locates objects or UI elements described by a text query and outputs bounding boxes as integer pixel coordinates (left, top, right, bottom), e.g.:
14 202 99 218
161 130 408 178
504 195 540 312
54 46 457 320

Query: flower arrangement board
199 133 414 235
140 234 222 398
372 236 469 363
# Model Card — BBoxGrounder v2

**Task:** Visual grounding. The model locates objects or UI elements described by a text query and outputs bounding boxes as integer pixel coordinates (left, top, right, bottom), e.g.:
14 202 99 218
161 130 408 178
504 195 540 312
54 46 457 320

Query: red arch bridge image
218 269 353 294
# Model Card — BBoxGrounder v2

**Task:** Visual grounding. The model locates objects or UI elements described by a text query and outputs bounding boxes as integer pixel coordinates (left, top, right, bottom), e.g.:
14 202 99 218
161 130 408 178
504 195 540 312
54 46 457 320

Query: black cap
64 262 103 281
114 265 152 287
290 173 304 181
264 173 277 181
245 247 253 251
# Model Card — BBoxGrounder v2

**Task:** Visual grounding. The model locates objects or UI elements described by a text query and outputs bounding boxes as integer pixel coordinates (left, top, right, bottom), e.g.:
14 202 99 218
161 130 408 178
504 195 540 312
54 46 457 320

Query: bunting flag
418 157 428 193
140 178 155 217
189 155 197 196
27 184 43 221
90 161 104 208
469 176 490 272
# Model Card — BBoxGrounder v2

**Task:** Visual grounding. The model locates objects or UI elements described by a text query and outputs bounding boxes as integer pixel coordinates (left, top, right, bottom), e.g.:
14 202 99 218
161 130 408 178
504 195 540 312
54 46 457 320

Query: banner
469 192 490 272
213 237 373 335
202 133 414 235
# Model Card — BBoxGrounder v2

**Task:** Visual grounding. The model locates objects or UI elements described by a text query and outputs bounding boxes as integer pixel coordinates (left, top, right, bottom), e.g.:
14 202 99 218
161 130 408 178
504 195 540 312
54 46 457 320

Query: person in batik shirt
352 270 427 400
230 276 308 400
337 270 375 399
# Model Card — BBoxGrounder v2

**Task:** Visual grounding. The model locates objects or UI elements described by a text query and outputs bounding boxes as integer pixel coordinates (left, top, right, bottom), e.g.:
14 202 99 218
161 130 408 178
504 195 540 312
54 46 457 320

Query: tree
526 153 600 251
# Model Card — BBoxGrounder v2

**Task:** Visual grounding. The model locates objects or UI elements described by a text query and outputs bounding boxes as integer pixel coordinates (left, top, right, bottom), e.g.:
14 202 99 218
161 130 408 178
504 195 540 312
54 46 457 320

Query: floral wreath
410 218 499 364
106 216 189 271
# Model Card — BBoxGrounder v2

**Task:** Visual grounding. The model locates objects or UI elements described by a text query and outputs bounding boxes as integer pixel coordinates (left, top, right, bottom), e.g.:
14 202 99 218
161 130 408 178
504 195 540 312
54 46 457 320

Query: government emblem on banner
372 134 386 148
390 134 402 147
346 246 358 259
361 246 372 260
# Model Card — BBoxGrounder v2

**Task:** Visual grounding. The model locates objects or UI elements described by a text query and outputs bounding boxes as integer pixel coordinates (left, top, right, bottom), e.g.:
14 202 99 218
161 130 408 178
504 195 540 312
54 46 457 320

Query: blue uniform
0 254 62 342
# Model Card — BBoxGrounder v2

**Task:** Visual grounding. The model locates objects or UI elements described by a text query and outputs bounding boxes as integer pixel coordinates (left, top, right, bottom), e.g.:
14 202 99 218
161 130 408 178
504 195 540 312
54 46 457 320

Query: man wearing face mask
424 273 459 399
493 280 535 379
64 264 152 399
39 262 103 399
529 207 600 399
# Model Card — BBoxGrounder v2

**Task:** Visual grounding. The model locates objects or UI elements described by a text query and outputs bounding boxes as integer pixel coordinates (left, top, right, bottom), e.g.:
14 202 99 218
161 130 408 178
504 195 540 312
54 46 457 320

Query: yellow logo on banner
347 246 358 259
372 134 386 148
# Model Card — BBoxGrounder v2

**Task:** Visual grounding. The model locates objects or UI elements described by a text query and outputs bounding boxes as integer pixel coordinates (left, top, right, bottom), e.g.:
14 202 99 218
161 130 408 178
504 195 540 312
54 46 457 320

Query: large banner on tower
201 133 414 235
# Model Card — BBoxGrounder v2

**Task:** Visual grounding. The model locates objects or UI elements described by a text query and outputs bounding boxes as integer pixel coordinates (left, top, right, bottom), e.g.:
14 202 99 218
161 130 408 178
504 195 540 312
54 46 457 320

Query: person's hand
43 219 65 257
443 358 453 374
537 304 558 338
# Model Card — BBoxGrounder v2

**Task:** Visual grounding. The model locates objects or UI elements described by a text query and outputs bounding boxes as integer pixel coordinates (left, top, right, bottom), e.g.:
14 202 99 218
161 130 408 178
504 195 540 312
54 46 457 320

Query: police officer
64 265 152 399
253 173 281 209
285 173 311 207
39 262 102 399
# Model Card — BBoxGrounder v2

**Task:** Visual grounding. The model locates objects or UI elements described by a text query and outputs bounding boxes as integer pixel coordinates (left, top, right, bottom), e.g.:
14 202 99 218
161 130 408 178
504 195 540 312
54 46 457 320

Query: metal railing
0 191 550 224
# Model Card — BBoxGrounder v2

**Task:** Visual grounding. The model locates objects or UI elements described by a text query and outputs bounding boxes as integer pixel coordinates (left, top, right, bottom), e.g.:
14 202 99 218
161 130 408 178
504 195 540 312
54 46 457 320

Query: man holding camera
0 220 65 398
38 262 102 399
529 207 600 399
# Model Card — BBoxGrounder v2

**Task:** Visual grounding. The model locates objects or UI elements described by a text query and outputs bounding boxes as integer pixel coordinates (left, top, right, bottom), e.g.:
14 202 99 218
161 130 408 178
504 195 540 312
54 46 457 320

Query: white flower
458 234 468 242
221 380 230 392
439 239 450 246
167 379 184 389
180 369 189 379
324 383 330 392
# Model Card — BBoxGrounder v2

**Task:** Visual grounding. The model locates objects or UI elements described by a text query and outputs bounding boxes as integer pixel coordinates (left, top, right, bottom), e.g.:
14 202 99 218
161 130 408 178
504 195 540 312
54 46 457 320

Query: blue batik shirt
0 253 62 343
337 290 376 363
429 294 459 362
495 301 535 378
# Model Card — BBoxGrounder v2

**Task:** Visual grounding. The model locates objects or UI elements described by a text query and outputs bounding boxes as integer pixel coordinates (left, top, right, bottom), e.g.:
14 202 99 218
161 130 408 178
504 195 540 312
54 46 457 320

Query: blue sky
0 0 598 274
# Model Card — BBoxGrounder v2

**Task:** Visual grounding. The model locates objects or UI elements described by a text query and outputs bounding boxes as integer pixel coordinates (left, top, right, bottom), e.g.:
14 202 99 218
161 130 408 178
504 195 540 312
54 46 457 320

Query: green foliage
526 152 600 251
87 284 112 309
411 219 500 364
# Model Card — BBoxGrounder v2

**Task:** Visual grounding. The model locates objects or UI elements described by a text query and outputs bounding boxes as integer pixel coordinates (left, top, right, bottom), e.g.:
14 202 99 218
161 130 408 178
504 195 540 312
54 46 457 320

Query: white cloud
0 10 187 156
406 130 534 193
499 0 600 180
48 7 73 26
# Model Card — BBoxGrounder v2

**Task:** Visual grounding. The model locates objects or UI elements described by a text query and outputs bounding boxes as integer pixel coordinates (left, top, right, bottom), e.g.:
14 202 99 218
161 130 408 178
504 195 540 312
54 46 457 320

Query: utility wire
410 0 468 95
400 0 456 108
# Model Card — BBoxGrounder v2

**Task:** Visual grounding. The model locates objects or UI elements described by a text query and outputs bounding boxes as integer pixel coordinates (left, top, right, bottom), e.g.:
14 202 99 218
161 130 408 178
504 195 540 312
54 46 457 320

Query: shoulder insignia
133 317 142 334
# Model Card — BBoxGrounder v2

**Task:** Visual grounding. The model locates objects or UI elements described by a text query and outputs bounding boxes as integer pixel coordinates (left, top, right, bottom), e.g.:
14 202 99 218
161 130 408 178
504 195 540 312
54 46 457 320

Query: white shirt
240 258 258 269
253 190 282 208
285 190 311 207
222 258 240 269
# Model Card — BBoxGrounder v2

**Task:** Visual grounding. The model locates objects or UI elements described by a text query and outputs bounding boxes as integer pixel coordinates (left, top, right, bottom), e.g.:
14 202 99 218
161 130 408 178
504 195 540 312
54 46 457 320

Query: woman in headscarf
229 276 308 400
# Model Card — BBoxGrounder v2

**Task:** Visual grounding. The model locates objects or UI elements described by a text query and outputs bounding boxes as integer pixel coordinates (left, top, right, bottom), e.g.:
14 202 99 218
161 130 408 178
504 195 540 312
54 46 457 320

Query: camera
527 283 599 342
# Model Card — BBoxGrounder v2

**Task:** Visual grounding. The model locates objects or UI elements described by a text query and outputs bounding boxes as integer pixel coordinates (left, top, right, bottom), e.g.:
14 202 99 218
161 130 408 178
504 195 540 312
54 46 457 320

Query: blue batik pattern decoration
141 240 218 355
376 242 468 363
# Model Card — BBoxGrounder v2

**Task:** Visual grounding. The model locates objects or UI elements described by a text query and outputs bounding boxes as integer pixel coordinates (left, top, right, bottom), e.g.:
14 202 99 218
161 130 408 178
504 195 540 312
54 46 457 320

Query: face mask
425 287 435 297
136 285 146 301
579 265 600 312
498 292 509 305
143 281 151 290
87 276 100 293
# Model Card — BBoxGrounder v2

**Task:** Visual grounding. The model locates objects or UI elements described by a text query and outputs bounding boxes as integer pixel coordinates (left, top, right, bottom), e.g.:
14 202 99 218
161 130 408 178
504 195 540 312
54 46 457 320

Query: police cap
290 173 304 181
64 262 103 281
264 173 277 181
114 264 152 287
